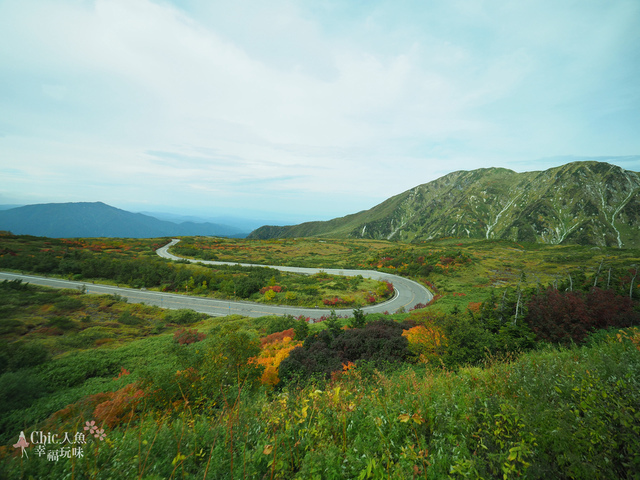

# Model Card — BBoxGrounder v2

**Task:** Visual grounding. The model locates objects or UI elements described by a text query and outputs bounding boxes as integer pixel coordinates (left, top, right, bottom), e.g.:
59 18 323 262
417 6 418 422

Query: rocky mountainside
249 161 640 248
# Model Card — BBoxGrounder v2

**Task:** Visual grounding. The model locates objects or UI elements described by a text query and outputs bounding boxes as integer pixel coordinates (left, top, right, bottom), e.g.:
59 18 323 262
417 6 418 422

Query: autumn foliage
260 328 295 347
93 383 145 429
173 328 206 345
402 324 448 363
525 287 638 344
253 329 302 386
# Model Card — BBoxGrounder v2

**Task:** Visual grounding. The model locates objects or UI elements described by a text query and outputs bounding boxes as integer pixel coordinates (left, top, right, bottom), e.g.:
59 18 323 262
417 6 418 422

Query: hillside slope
249 161 640 247
0 202 246 238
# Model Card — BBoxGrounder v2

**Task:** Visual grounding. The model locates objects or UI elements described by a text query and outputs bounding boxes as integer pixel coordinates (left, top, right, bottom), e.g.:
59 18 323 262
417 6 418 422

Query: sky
1 0 639 227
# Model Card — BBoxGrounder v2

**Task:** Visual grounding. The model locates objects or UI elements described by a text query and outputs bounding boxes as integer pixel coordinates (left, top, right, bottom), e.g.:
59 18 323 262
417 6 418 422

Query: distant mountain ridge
248 161 640 248
0 202 247 238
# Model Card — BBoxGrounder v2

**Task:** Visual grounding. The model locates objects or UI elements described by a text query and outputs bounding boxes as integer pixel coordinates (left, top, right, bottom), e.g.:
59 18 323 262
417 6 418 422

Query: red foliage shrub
316 313 346 323
426 294 442 306
45 392 111 429
410 303 428 311
259 285 283 294
37 326 64 336
323 297 343 306
261 328 295 347
173 327 206 345
113 367 130 380
525 287 638 344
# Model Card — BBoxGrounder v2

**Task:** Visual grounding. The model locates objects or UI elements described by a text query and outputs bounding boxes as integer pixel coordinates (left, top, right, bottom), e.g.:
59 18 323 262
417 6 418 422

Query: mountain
139 211 276 233
248 161 640 248
0 202 248 238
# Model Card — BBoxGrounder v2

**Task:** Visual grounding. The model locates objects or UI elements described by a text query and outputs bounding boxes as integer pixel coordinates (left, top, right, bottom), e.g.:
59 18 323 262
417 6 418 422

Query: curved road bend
0 240 431 321
156 239 432 319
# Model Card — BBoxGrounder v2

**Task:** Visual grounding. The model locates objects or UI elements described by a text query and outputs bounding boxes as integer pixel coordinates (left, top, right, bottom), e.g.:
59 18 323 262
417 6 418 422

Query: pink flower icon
94 428 106 441
84 420 97 435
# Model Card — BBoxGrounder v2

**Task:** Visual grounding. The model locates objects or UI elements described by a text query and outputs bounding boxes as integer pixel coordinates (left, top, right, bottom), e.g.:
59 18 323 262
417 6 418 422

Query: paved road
156 239 432 318
0 240 432 320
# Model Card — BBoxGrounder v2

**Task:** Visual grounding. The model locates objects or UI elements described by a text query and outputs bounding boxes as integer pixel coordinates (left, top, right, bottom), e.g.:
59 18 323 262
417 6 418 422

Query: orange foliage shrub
44 392 110 430
42 380 143 433
93 383 145 429
252 336 302 386
402 324 447 364
467 302 482 313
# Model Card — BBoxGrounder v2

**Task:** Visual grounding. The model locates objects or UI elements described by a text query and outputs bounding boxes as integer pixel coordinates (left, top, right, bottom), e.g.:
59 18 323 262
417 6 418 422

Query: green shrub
118 312 145 326
47 315 75 330
0 370 48 412
266 315 298 335
439 314 497 367
1 341 51 372
164 309 203 325
0 318 25 335
349 307 367 328
53 296 83 312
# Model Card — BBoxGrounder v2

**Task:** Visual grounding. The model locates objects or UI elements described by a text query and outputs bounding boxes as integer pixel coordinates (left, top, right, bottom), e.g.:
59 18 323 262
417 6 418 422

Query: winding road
0 239 432 320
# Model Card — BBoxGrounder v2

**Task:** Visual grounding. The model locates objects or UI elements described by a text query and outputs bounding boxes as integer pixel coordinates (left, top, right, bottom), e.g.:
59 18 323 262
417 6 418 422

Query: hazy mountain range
248 161 640 248
0 202 248 238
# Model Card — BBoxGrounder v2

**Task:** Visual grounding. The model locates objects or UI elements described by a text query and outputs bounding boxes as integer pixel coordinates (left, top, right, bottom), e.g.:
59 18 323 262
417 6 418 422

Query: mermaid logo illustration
13 431 29 458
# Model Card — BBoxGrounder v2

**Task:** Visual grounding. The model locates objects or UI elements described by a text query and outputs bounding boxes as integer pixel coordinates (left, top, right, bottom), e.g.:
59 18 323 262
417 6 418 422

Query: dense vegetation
0 235 394 308
1 234 640 478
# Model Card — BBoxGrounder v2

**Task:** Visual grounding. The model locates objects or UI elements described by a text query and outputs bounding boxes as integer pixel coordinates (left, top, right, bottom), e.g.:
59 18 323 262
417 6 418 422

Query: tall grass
3 329 639 479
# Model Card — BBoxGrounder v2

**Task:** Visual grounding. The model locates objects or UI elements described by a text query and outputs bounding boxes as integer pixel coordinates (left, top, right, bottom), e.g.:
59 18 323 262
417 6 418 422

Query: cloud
0 0 638 220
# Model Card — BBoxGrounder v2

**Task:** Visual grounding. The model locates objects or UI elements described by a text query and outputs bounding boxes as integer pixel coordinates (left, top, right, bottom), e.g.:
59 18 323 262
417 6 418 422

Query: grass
2 327 639 479
1 234 640 478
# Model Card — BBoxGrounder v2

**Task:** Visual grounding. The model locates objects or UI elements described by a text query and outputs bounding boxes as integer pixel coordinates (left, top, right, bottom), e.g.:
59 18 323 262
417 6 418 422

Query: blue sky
1 0 639 226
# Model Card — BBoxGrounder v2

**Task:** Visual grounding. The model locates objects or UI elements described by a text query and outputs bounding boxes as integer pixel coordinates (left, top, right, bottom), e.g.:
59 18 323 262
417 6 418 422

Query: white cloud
0 0 638 220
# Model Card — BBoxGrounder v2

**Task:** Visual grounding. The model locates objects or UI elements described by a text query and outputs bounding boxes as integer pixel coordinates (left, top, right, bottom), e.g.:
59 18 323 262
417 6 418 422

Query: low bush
0 341 51 373
118 312 145 326
47 315 75 330
525 287 638 344
173 328 206 345
164 308 203 325
279 319 414 383
53 296 84 312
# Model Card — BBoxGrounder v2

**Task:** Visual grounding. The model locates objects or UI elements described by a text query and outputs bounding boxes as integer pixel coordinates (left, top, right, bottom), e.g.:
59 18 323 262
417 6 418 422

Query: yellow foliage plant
402 324 448 364
251 336 303 386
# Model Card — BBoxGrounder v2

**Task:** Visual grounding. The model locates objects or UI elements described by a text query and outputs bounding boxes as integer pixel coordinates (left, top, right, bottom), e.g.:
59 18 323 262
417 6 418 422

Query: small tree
294 316 310 341
324 310 342 337
349 307 367 328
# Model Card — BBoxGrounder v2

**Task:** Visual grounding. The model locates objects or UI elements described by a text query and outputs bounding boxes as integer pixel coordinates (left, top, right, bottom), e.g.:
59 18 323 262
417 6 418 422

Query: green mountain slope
248 161 640 247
